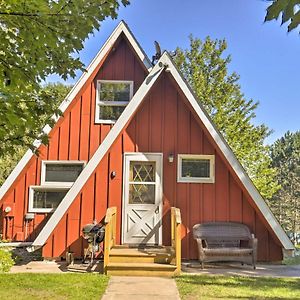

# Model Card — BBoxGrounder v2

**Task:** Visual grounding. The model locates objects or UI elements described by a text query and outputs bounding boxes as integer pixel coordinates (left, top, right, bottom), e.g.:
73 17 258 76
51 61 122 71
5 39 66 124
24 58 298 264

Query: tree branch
0 11 70 17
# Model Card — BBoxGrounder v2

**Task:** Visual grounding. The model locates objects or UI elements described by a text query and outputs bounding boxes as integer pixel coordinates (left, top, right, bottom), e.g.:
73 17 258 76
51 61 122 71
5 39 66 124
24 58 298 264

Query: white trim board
31 51 294 251
0 20 152 202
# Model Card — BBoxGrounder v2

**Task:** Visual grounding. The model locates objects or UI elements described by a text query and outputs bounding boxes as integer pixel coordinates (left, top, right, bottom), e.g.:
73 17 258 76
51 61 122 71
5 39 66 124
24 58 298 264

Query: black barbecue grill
82 223 105 264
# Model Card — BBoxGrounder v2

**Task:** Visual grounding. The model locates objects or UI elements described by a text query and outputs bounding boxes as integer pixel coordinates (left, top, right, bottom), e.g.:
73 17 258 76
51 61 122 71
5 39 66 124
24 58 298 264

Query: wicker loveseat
193 222 258 269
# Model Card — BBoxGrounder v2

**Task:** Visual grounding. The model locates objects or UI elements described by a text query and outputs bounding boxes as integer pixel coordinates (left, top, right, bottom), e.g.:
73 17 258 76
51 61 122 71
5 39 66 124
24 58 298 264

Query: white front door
122 153 163 245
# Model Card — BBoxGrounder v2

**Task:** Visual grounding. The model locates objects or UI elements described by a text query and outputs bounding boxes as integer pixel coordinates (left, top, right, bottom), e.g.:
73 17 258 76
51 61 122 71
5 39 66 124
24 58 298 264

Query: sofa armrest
195 238 206 266
249 234 258 250
249 234 258 268
195 238 204 249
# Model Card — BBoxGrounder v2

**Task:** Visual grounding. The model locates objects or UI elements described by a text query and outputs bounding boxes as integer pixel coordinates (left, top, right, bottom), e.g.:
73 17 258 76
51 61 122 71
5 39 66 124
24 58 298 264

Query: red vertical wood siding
44 72 283 260
1 35 283 261
0 35 147 252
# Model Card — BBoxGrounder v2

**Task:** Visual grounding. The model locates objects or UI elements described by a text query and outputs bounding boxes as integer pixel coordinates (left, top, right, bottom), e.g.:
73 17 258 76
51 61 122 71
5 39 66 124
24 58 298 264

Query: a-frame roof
30 50 294 251
0 21 152 201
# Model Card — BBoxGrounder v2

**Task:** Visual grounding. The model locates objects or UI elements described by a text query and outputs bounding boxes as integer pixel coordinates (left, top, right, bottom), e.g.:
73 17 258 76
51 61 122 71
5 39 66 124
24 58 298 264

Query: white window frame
41 160 86 187
95 80 134 124
177 154 215 183
28 186 70 213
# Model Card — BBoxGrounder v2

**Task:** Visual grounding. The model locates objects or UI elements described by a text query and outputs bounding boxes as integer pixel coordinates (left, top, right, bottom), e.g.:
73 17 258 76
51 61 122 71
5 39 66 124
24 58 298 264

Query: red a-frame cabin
0 22 294 269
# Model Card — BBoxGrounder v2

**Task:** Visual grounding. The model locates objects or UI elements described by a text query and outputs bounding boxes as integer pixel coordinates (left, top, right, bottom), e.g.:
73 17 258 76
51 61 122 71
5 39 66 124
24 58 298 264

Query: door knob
155 206 159 214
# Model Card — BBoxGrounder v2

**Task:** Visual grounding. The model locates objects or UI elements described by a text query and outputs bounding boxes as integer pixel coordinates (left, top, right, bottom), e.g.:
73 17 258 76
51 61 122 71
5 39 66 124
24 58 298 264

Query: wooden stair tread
110 247 173 257
107 262 177 270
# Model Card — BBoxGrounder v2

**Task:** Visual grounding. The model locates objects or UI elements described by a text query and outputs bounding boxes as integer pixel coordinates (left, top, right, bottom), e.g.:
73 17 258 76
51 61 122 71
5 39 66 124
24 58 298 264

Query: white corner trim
31 55 164 248
164 53 294 250
120 20 152 72
0 149 33 200
0 20 151 202
0 242 33 248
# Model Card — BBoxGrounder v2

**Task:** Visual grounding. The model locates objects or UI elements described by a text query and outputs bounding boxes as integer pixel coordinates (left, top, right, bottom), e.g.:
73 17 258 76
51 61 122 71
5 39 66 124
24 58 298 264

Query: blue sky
49 0 300 144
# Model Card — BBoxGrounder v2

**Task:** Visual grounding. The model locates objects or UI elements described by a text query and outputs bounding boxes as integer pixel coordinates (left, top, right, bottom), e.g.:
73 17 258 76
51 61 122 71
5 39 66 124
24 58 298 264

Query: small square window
177 154 215 183
95 80 133 123
41 161 85 187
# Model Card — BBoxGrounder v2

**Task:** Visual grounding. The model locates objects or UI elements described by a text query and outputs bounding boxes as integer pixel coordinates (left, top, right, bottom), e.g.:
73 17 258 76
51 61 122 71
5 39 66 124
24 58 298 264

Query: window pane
129 161 155 182
100 83 131 102
129 184 155 204
99 105 125 120
45 164 83 183
182 159 210 178
33 190 67 209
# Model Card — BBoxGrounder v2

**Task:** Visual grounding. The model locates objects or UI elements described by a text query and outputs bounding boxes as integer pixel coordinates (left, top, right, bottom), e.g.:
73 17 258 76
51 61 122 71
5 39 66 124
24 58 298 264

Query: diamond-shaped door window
129 184 155 204
129 161 155 182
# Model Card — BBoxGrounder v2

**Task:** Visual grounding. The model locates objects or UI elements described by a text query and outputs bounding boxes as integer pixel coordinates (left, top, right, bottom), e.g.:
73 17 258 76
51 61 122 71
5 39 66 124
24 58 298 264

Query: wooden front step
106 262 177 277
106 246 177 277
109 246 174 264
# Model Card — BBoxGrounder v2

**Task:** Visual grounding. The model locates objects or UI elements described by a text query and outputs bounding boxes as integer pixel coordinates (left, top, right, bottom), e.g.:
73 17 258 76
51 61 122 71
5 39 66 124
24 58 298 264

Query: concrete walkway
10 261 67 273
182 261 300 278
9 260 300 278
101 276 180 300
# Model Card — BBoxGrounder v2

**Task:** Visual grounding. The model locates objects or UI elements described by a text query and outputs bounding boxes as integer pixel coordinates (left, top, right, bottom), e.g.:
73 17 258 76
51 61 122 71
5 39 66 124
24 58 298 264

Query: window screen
100 82 131 102
45 164 84 183
96 81 133 122
32 189 68 210
178 154 215 183
181 158 210 178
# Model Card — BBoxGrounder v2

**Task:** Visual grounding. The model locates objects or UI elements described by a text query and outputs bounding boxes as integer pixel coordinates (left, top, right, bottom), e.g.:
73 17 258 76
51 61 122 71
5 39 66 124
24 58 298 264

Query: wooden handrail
103 206 117 273
171 207 182 274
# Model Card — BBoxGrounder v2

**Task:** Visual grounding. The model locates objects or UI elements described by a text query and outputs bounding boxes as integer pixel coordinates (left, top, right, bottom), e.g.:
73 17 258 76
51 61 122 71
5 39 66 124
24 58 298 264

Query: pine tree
270 131 300 243
174 36 279 199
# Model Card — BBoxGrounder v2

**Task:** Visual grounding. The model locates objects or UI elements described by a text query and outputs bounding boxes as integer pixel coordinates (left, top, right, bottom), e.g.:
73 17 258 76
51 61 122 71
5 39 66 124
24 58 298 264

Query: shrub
0 248 14 272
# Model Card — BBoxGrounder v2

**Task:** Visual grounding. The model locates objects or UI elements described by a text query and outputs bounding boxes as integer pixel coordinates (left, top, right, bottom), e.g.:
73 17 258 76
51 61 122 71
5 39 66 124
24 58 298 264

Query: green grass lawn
176 275 300 299
0 273 109 300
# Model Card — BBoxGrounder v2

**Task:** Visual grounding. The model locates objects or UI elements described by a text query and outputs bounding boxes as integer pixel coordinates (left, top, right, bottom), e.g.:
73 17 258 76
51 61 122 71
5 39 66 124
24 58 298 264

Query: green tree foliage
0 83 72 185
265 0 300 33
0 0 128 157
174 36 279 199
270 131 300 242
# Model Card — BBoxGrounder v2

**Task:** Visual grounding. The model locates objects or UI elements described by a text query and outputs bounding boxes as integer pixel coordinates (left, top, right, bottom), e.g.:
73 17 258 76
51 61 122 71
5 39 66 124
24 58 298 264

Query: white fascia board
31 56 164 248
163 53 294 250
0 20 151 202
0 124 52 200
0 149 33 200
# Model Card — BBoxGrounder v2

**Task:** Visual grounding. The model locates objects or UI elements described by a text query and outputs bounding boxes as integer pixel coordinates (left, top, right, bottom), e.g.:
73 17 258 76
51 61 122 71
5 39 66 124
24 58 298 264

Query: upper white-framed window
41 160 85 187
28 186 69 213
177 154 215 183
95 80 134 124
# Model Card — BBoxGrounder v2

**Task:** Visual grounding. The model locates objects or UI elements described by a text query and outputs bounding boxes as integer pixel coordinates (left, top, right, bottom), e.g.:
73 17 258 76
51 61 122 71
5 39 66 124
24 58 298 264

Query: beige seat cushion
204 247 253 257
